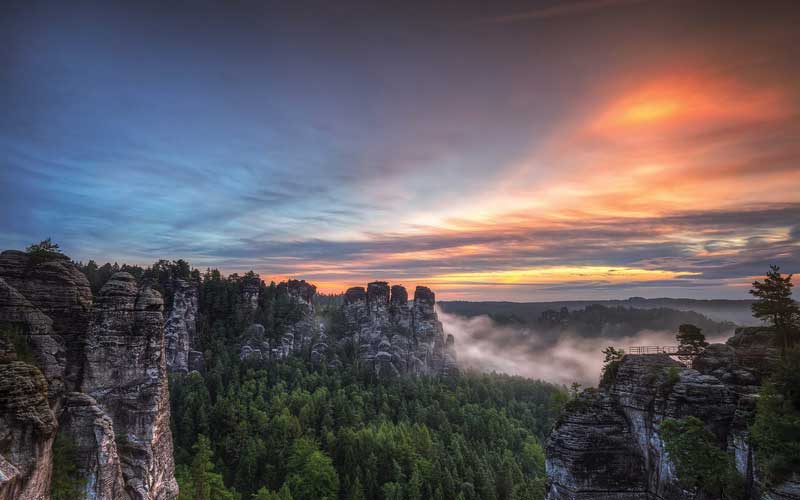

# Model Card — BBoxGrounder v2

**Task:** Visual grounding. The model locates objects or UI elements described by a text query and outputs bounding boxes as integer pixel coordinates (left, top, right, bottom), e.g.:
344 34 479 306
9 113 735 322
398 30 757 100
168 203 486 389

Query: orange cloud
591 74 789 135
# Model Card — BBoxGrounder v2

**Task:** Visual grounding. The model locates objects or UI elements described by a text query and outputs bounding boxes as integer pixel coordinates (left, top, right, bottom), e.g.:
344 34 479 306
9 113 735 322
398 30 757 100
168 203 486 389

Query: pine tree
750 266 800 356
676 323 708 362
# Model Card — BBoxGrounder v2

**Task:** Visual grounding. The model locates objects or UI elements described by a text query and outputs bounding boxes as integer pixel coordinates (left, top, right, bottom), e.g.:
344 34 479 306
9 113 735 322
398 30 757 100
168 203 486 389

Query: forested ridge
76 259 566 500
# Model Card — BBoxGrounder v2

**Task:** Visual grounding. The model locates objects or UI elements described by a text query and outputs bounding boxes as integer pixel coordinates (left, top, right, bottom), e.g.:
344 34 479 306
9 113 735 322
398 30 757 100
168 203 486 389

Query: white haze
438 308 732 386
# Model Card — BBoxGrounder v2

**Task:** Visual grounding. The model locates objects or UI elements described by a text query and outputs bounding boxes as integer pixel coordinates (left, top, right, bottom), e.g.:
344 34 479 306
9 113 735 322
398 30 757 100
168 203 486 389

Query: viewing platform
622 345 699 356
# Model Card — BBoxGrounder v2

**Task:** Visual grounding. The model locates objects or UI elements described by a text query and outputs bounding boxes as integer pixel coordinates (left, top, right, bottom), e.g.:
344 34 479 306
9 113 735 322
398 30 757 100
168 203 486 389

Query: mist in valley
438 308 733 386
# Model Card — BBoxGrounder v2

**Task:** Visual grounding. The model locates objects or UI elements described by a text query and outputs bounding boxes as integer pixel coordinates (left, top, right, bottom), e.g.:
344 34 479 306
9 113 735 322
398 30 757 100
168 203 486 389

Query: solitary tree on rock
26 237 64 264
676 323 708 362
750 266 799 357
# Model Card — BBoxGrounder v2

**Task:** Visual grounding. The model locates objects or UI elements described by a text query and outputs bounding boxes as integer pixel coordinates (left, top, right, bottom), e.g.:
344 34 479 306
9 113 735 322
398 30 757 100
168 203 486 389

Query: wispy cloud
1 1 798 300
481 0 650 25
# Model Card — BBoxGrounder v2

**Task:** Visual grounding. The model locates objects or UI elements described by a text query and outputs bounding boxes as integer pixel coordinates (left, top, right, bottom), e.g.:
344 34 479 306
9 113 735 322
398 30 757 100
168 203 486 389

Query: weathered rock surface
277 280 318 358
0 358 57 500
238 279 323 363
238 274 261 322
546 390 647 499
60 392 125 499
726 326 781 379
235 279 456 376
343 282 456 377
546 327 796 500
0 250 178 500
163 278 200 373
81 273 178 500
0 250 92 403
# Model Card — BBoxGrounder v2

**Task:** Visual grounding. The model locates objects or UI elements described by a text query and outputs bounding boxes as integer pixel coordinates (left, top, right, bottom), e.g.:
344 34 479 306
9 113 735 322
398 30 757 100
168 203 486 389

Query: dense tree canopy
164 267 566 500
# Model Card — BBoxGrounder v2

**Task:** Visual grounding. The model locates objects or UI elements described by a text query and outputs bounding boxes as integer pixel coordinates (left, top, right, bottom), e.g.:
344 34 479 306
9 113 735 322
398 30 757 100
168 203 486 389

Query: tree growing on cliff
661 416 744 499
676 323 708 362
50 433 85 500
750 266 799 356
750 348 800 484
600 346 624 387
26 237 63 265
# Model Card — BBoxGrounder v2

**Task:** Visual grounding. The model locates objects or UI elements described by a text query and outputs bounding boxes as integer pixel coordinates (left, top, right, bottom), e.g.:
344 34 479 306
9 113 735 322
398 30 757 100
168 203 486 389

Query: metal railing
623 345 688 355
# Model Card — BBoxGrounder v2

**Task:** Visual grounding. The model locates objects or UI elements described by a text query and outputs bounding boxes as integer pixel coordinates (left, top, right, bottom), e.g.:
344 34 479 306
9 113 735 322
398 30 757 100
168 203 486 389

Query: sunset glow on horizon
2 0 798 300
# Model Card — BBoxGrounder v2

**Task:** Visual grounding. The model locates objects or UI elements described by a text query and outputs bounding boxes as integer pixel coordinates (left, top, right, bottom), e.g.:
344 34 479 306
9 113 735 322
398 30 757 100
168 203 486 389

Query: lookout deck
623 345 699 356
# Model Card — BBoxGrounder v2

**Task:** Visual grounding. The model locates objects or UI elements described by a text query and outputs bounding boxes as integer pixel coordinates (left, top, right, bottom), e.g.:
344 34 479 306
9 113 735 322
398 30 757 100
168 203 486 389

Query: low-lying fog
438 308 732 386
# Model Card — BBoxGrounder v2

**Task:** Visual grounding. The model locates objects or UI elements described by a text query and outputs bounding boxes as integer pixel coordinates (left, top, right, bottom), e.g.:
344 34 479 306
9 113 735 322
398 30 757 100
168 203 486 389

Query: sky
1 0 799 301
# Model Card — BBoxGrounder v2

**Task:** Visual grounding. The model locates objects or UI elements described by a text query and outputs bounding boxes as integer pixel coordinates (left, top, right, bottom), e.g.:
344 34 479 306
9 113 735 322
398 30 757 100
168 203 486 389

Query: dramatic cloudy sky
1 0 799 300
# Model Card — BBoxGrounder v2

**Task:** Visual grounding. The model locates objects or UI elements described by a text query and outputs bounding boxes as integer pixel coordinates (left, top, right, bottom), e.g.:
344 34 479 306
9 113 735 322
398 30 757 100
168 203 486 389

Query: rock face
81 273 178 499
163 278 201 373
238 274 261 322
343 282 457 377
239 279 323 363
0 250 177 500
0 356 57 500
545 327 794 500
546 354 738 500
236 279 456 376
277 280 318 358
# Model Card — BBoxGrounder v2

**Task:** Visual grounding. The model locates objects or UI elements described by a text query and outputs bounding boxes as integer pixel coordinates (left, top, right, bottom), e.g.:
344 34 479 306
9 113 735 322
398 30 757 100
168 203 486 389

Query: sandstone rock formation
239 279 322 362
163 278 201 373
81 272 178 499
236 278 456 377
277 279 318 358
545 327 795 500
0 249 177 500
343 282 457 377
238 273 262 322
0 351 57 500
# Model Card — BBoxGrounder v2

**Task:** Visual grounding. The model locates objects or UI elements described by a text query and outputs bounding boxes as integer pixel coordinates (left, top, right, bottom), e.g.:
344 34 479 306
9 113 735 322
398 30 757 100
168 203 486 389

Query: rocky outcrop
239 279 324 364
163 278 200 373
546 354 739 500
726 326 781 379
237 274 262 322
60 392 125 499
546 389 647 499
0 250 177 500
277 280 318 358
81 273 177 500
0 356 57 500
546 326 794 500
236 279 456 376
343 282 456 377
0 250 92 404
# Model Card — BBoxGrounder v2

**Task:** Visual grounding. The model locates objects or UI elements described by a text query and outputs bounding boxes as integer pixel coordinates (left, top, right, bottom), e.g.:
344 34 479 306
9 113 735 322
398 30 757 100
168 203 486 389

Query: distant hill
440 297 757 328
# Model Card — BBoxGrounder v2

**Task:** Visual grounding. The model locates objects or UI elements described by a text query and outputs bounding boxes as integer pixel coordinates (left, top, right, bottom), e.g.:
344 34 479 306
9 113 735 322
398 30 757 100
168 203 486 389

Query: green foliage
0 322 34 363
659 366 680 394
50 433 86 500
284 438 339 500
176 434 241 500
600 347 624 388
750 348 800 484
71 257 565 500
170 354 563 499
661 417 744 499
253 486 294 500
750 266 800 355
676 323 708 362
77 260 146 294
26 238 64 265
534 303 737 339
